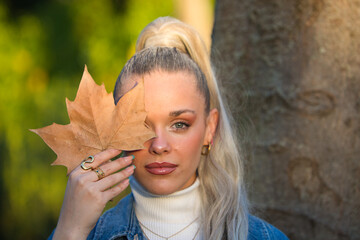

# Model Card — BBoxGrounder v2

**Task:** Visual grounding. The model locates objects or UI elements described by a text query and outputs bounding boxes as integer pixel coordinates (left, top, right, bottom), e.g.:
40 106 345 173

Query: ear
203 108 219 145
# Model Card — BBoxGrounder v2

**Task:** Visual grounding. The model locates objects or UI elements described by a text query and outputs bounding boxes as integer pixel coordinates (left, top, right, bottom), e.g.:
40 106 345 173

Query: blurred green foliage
0 0 174 239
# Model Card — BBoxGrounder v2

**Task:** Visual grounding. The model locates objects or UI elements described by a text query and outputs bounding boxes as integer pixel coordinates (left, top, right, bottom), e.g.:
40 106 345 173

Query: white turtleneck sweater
130 176 202 240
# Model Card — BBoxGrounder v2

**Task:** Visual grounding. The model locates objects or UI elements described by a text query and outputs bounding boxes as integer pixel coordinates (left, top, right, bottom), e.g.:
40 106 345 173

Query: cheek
173 129 205 158
124 150 145 167
129 150 147 164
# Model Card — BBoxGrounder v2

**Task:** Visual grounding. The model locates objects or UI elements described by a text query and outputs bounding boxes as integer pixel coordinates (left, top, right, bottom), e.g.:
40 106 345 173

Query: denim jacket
49 194 288 240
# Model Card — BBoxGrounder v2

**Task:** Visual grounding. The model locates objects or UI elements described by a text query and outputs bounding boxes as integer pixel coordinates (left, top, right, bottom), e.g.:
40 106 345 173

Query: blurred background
3 0 359 239
0 0 214 239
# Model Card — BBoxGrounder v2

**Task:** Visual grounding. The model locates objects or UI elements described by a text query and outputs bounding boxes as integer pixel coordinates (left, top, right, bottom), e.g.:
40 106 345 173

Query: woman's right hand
52 149 135 240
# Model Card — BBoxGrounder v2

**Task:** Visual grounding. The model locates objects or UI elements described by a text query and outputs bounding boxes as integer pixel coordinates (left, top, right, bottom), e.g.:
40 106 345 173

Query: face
128 70 218 195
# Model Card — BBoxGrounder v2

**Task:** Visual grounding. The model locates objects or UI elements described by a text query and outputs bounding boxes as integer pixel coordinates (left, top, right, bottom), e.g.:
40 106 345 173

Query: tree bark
211 0 360 239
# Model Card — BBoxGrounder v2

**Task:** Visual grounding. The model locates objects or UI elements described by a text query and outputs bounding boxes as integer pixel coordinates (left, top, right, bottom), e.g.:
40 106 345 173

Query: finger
79 149 121 172
96 165 135 191
87 155 134 182
102 178 130 201
70 149 122 178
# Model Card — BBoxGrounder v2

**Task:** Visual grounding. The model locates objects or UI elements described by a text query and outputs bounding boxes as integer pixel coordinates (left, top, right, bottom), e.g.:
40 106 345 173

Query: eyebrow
169 109 196 117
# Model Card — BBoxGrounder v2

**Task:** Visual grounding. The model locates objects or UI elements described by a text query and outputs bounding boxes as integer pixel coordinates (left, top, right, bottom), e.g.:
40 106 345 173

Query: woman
50 17 288 240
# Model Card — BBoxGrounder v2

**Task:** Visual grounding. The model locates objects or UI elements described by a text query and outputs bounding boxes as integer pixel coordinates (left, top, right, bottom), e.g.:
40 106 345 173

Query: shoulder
100 194 134 221
247 215 289 240
87 194 143 240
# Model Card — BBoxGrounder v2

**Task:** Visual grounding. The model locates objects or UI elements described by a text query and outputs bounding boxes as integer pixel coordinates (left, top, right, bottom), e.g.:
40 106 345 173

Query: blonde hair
116 17 249 239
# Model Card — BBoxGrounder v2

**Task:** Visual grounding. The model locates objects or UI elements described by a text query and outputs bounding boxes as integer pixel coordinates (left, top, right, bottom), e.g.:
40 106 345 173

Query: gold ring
80 156 95 170
93 167 105 180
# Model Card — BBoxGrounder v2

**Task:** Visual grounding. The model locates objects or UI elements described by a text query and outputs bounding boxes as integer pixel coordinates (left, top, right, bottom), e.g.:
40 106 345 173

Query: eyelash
171 121 190 131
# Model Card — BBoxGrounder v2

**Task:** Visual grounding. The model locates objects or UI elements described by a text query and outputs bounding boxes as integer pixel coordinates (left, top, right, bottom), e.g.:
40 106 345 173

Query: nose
148 131 171 155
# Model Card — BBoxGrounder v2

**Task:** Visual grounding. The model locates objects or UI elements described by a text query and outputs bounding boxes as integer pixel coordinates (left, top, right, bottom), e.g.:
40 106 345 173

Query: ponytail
135 17 218 109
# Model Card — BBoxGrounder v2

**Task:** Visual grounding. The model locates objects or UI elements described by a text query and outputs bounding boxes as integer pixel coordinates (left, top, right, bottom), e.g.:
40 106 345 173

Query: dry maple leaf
31 66 155 174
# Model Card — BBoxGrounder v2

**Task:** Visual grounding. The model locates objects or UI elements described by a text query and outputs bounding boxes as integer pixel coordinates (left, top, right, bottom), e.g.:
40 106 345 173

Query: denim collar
87 193 288 240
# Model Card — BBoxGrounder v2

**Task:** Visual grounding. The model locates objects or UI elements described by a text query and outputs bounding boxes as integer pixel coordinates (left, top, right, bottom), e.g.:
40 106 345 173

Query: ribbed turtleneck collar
130 176 201 224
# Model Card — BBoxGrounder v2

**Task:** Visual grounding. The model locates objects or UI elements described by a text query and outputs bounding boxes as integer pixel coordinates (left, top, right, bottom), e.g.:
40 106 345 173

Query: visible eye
171 122 190 131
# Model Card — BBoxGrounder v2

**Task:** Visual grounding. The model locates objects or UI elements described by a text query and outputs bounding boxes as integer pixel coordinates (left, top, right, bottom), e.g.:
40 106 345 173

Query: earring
201 141 212 155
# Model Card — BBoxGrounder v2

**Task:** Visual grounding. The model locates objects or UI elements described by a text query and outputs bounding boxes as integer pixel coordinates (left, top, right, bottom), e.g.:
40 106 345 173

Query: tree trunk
211 0 360 239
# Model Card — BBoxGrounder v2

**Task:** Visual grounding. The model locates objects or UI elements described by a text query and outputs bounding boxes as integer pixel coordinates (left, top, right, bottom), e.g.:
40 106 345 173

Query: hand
52 149 135 240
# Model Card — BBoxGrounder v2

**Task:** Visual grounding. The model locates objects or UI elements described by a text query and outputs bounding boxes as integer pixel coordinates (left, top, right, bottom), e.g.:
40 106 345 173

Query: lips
145 162 178 175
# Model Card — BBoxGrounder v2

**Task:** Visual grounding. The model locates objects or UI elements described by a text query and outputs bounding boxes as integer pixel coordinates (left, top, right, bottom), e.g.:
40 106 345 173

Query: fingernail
131 155 135 159
133 165 136 170
126 165 134 173
123 178 129 185
124 155 133 163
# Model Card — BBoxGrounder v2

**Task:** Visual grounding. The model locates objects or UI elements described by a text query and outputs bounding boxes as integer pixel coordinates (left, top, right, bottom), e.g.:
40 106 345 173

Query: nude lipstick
145 162 178 175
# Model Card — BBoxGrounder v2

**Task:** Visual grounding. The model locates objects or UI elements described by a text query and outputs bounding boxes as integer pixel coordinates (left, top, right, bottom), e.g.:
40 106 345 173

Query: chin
150 188 175 195
144 182 179 195
137 177 180 195
133 171 196 195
